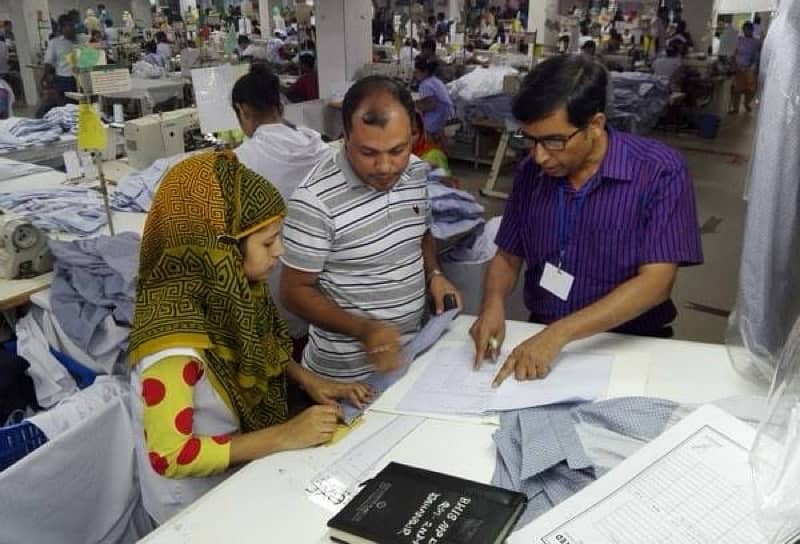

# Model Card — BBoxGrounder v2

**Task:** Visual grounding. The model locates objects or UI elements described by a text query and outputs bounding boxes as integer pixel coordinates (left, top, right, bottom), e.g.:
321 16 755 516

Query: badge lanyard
556 185 588 271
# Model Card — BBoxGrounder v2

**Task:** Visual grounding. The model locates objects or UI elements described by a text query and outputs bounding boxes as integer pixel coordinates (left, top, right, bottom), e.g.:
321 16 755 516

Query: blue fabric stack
608 72 671 134
0 118 63 151
428 178 485 241
0 188 107 235
111 156 179 212
492 397 678 529
48 233 141 359
43 104 80 134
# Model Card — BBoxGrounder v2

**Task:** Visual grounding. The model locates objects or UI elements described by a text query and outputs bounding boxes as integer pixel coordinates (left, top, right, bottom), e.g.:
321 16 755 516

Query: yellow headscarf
129 151 291 432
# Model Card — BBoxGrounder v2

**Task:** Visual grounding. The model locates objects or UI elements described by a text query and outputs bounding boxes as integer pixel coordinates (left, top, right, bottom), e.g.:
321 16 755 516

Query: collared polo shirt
44 36 77 77
495 128 703 335
281 150 431 380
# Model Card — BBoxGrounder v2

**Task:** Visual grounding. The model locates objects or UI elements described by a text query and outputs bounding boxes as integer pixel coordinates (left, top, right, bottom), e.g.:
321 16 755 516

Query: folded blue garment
492 397 678 530
0 188 107 235
111 156 179 212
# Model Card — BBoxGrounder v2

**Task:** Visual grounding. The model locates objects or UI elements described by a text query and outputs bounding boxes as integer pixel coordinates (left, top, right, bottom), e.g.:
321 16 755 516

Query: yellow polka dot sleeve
140 355 232 479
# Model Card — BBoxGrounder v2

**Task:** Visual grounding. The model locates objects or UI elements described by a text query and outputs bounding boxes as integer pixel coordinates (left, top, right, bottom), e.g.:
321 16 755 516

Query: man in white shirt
717 23 739 59
399 39 419 66
103 19 119 43
237 35 266 60
38 14 77 117
155 32 172 63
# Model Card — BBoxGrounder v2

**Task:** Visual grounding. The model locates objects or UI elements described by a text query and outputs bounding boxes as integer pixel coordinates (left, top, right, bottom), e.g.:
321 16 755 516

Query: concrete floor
448 113 757 345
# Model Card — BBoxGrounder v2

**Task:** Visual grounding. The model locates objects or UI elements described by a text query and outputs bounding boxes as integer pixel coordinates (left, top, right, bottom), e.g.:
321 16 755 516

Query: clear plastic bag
726 0 800 386
750 317 800 544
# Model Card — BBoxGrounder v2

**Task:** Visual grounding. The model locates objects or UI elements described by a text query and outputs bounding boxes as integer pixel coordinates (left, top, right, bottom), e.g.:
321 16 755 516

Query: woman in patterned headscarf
128 151 372 524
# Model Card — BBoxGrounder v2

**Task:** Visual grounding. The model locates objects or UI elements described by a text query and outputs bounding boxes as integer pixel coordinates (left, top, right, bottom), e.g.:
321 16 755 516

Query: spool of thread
113 103 124 123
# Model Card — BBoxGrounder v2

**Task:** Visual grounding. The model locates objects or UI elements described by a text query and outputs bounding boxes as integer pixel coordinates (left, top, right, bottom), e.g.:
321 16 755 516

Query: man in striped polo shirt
471 55 703 385
281 76 460 381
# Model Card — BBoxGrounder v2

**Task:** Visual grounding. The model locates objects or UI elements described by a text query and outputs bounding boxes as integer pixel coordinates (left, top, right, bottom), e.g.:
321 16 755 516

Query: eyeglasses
513 127 585 151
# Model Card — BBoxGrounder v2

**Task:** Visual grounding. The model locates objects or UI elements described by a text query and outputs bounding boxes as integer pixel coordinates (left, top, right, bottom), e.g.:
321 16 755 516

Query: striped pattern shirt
495 128 703 335
281 150 431 379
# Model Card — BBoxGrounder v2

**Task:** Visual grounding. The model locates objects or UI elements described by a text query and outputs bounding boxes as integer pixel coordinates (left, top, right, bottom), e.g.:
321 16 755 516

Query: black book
327 462 527 544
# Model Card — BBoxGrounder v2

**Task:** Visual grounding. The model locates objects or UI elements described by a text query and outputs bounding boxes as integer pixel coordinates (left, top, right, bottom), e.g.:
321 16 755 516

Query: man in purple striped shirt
471 55 703 385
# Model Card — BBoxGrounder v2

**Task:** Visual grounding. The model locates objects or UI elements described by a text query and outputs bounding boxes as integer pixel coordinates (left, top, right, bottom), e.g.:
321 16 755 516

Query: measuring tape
305 415 425 511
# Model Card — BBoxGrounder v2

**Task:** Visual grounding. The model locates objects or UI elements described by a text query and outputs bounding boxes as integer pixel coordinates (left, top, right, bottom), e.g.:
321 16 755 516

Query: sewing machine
0 215 52 280
124 108 203 170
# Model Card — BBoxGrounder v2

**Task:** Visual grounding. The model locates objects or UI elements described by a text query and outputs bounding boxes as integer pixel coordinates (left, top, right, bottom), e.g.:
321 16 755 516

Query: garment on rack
49 232 141 359
491 397 678 529
0 188 107 235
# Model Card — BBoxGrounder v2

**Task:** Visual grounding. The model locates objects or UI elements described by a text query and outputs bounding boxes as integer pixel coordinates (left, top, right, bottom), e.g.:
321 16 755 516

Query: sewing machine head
124 108 204 170
0 215 53 279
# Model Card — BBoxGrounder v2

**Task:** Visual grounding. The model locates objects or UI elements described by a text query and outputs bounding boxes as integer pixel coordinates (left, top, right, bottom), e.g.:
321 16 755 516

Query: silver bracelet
427 268 443 285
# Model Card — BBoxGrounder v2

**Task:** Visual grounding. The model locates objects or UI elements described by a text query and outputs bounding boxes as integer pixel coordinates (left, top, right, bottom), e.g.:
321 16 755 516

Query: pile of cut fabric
428 175 485 241
111 153 188 212
43 104 80 134
608 72 671 134
492 397 679 529
0 188 107 235
47 232 140 372
462 93 514 125
0 118 63 151
448 66 518 125
16 232 141 410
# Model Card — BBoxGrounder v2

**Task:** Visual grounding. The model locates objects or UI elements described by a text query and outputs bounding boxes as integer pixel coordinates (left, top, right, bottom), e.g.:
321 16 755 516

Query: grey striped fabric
281 149 431 380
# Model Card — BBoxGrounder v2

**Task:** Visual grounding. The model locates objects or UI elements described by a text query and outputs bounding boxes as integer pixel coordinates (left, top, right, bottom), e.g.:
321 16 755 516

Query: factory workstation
1 0 799 543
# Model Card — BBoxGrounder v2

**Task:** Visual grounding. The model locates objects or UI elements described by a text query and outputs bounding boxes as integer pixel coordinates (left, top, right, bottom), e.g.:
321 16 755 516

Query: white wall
0 0 10 22
717 0 776 13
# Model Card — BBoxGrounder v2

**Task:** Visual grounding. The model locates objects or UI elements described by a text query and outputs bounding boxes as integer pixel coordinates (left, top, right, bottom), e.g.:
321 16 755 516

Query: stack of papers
395 343 613 415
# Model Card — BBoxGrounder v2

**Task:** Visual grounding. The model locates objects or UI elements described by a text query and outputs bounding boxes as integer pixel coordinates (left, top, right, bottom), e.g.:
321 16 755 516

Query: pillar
682 0 716 54
258 0 272 36
10 0 49 106
527 0 558 47
316 0 372 99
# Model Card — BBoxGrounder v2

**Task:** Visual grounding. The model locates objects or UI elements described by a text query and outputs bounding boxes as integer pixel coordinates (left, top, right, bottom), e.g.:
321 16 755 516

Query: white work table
0 169 146 310
140 316 767 544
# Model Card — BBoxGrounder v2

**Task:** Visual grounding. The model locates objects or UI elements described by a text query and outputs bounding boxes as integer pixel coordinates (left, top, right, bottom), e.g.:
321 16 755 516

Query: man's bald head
341 75 415 135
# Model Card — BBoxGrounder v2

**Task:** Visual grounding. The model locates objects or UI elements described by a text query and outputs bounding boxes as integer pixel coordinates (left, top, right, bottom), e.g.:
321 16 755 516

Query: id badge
540 262 574 301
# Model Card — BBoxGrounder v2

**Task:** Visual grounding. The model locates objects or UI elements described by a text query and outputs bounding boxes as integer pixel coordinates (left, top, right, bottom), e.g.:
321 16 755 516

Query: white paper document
395 343 613 415
512 404 784 544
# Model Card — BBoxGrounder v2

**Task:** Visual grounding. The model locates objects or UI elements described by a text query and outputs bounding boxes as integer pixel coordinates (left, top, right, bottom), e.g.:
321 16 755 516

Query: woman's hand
304 372 375 409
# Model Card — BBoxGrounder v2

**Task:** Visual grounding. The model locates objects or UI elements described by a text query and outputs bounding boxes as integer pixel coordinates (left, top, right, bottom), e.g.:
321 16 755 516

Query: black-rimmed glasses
513 127 585 151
